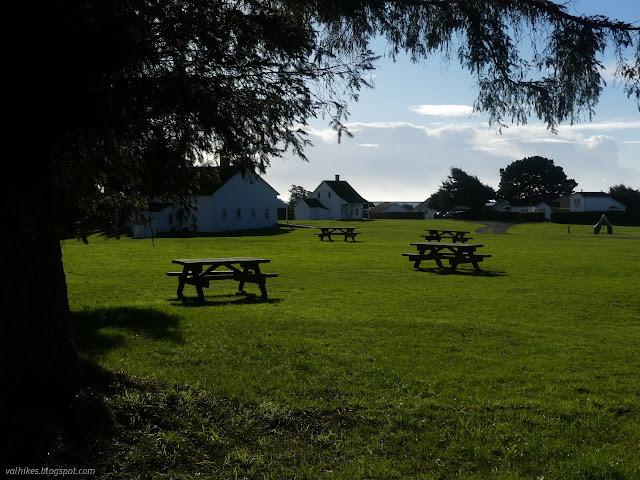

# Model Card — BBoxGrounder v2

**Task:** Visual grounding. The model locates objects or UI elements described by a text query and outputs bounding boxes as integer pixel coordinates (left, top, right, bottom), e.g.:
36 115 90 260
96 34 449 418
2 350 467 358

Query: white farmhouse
133 168 286 237
569 192 627 212
294 175 368 220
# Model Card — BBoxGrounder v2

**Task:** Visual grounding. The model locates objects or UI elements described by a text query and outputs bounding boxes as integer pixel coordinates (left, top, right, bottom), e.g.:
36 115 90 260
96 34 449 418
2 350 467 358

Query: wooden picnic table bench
422 229 472 242
315 226 361 242
403 242 490 271
167 257 277 300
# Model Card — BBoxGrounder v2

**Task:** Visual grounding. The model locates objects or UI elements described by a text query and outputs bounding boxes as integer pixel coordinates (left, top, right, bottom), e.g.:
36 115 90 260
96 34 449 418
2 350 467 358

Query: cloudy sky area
263 1 640 203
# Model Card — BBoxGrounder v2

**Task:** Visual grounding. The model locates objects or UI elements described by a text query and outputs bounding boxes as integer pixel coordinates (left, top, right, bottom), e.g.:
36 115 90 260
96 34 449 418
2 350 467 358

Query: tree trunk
5 155 83 464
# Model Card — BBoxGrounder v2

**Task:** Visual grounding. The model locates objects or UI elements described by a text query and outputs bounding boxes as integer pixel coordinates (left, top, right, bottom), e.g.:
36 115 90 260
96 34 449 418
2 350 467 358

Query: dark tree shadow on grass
157 226 293 238
70 306 184 358
415 266 508 277
170 291 282 307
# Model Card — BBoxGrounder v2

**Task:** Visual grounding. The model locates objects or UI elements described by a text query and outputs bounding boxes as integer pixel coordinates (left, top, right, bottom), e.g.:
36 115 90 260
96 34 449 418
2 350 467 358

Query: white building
569 192 627 212
415 199 438 219
294 198 331 220
294 175 368 220
371 202 414 214
536 202 552 220
493 199 538 213
133 168 286 236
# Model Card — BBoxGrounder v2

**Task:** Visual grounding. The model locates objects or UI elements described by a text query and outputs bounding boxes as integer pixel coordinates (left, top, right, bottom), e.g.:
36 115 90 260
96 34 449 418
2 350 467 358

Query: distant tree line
428 157 639 214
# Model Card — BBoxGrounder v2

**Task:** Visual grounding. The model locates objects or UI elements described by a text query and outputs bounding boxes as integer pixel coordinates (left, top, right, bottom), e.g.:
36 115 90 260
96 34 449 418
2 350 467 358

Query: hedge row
367 210 639 225
550 211 640 226
466 211 544 222
369 212 424 219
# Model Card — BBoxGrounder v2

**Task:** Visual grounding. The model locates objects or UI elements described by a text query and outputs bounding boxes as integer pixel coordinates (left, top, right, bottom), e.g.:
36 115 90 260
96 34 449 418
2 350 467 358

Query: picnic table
421 229 472 243
167 257 277 300
403 242 490 271
315 226 361 242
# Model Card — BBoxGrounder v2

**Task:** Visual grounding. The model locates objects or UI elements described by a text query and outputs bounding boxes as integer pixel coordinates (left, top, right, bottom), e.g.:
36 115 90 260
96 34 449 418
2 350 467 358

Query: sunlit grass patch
61 220 640 478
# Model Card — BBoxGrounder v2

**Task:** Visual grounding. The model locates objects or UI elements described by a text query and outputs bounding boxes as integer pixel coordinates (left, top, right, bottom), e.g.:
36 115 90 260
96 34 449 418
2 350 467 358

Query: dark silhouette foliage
428 168 495 212
497 156 578 204
609 184 640 211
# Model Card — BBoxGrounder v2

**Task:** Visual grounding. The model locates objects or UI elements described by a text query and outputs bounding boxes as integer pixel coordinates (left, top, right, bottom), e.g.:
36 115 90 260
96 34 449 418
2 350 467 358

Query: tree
9 0 639 463
315 0 640 130
10 0 376 464
288 185 312 218
609 184 640 211
497 156 578 204
427 168 495 212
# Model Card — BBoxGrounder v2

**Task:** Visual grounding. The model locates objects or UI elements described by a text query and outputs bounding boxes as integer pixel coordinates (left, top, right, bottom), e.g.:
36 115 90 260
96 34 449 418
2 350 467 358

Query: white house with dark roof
294 198 331 220
133 168 286 236
294 175 368 220
569 192 627 212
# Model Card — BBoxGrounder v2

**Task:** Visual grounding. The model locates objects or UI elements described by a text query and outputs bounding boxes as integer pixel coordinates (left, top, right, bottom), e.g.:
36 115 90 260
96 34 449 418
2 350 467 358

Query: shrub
550 211 640 226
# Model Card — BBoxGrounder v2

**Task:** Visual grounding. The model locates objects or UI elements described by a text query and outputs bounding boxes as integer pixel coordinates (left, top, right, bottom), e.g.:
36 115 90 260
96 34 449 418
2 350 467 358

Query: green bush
475 211 522 222
550 211 640 226
520 212 545 222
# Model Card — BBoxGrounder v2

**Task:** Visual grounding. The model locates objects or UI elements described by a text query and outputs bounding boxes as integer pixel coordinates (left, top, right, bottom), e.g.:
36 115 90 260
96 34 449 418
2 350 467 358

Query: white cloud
409 104 474 117
264 120 640 202
306 126 341 144
560 120 640 131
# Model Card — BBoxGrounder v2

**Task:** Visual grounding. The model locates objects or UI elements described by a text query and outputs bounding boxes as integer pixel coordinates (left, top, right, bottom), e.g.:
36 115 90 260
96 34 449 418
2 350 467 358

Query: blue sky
263 1 640 203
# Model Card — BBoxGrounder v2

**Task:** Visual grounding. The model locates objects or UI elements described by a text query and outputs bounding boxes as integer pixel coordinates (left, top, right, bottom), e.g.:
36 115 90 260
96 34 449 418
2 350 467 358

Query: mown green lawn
62 220 640 479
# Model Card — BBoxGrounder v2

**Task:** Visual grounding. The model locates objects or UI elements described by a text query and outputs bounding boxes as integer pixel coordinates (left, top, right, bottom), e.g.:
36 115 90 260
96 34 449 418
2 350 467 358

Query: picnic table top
172 257 270 265
410 241 483 249
317 226 359 230
424 229 471 234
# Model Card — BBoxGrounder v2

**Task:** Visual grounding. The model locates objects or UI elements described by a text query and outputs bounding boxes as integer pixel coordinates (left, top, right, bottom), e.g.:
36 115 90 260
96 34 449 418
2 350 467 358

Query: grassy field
61 220 640 479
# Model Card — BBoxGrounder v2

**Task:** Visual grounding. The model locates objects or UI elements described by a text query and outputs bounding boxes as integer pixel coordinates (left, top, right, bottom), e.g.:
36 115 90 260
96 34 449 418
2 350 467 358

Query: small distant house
133 168 286 237
371 202 414 214
294 198 331 220
552 196 571 211
569 192 627 212
493 200 537 213
415 199 438 219
452 205 471 213
294 175 368 220
536 202 552 220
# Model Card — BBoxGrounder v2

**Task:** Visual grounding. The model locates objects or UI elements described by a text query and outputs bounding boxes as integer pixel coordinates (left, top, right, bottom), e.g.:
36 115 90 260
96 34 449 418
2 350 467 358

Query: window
221 209 227 221
264 208 270 219
168 213 174 225
236 208 242 220
318 192 321 198
251 208 256 220
328 192 332 198
356 208 359 215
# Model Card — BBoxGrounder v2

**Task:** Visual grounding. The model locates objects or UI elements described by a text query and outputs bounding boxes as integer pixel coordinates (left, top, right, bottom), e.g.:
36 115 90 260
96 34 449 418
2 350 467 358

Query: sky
262 1 640 203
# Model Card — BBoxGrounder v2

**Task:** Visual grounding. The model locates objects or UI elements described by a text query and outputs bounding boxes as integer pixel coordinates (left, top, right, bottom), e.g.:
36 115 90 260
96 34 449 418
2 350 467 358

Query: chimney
335 174 340 182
